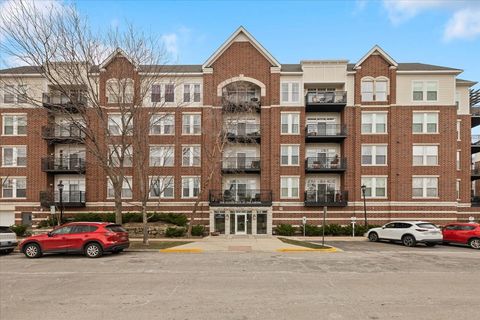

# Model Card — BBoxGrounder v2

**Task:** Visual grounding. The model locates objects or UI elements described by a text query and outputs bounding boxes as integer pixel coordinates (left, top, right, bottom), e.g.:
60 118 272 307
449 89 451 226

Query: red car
19 222 129 258
442 223 480 249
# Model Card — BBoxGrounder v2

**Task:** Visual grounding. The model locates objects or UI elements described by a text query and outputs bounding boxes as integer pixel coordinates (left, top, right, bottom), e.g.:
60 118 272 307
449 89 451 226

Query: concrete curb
277 246 340 253
159 248 203 253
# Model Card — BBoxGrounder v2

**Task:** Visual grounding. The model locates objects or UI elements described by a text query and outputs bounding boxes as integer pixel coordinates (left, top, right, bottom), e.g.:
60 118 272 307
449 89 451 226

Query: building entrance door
235 213 247 235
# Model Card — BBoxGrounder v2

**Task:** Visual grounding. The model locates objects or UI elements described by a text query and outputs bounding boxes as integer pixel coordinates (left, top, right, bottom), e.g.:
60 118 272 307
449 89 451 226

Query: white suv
366 221 443 247
0 226 18 254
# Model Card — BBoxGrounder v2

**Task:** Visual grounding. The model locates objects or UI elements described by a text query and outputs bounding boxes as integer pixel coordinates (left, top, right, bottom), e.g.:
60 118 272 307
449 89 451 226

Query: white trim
354 45 398 69
216 76 266 97
397 70 462 75
99 48 137 71
203 26 281 69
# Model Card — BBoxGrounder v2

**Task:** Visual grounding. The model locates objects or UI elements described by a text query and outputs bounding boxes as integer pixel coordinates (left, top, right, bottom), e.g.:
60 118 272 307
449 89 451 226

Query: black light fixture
57 180 64 224
361 184 368 227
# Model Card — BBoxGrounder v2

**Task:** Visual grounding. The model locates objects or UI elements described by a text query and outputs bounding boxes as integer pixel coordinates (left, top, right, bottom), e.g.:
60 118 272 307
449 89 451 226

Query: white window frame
149 176 174 199
182 113 201 135
1 146 27 167
280 112 300 135
280 81 300 104
456 179 461 200
107 113 133 136
1 177 27 199
149 145 174 167
107 176 133 199
361 176 387 199
106 78 134 104
280 145 299 166
361 144 387 166
361 112 387 134
280 176 300 199
108 145 133 167
457 150 461 171
457 120 461 141
182 145 201 167
412 176 439 199
183 83 202 104
2 114 27 136
181 176 200 198
412 80 438 102
412 112 439 134
150 113 175 135
412 145 438 166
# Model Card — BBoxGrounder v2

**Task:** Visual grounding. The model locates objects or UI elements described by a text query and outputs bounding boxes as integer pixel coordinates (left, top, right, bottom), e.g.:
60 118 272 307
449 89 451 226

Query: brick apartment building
1 26 479 234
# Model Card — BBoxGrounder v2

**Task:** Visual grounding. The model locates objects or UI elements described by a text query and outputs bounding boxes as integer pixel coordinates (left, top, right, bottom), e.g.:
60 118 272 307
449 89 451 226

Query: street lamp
361 184 368 227
57 180 64 225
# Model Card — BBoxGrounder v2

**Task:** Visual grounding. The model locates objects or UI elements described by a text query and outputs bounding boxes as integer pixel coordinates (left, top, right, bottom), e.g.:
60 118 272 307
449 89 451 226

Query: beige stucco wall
396 74 456 106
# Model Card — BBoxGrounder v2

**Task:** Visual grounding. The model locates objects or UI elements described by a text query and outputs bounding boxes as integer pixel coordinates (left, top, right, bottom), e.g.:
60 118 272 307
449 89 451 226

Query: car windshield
416 223 437 229
0 226 13 233
106 225 126 233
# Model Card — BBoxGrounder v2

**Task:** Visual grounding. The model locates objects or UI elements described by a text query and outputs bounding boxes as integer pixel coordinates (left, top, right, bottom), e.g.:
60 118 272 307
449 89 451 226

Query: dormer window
361 77 388 102
106 78 134 104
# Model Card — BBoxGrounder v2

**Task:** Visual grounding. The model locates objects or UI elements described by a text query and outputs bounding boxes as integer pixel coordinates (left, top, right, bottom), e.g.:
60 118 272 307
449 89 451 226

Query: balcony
209 189 272 207
222 95 261 113
472 166 480 181
304 190 348 207
472 106 480 128
472 135 480 154
41 157 86 174
42 124 86 144
305 91 347 112
222 157 261 174
305 124 347 142
305 157 346 173
40 191 86 208
472 196 480 207
225 123 261 142
42 93 87 112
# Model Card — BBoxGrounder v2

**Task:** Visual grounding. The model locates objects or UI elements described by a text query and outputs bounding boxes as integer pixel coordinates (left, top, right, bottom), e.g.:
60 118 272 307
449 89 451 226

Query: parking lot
1 241 479 320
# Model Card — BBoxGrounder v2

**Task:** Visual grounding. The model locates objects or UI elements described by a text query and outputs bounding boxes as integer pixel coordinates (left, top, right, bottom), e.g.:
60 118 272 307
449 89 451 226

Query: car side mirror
47 232 54 237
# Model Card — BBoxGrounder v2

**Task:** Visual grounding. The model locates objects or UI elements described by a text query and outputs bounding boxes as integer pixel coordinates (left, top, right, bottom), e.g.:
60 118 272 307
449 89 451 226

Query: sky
1 0 479 90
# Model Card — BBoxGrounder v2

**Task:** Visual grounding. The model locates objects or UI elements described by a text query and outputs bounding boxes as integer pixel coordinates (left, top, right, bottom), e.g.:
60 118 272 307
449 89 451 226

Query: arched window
361 77 374 102
106 78 134 104
361 77 389 102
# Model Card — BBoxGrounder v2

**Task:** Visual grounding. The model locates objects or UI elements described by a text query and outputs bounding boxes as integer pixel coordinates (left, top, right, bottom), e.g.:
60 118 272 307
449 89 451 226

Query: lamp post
361 184 368 227
57 180 64 225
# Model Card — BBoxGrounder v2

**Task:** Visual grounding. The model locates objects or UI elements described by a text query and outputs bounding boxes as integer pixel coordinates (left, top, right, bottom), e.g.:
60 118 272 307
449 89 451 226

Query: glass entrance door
235 213 247 235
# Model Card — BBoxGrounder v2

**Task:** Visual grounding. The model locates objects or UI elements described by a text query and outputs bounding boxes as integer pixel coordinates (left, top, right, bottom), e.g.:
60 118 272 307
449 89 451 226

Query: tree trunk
142 203 149 245
114 185 123 224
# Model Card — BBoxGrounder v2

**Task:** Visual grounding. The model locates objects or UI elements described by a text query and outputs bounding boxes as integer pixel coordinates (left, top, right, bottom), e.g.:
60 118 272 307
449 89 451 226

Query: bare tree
0 0 181 238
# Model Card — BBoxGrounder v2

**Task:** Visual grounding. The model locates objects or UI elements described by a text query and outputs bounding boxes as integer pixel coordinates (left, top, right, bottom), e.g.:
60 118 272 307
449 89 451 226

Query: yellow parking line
277 247 339 253
159 248 203 253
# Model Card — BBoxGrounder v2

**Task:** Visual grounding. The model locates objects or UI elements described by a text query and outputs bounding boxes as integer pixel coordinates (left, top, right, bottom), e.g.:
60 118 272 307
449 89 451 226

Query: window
413 112 438 133
375 79 387 101
107 114 133 136
456 179 460 200
361 79 373 101
165 84 175 102
182 114 201 135
150 114 174 135
412 177 438 198
108 145 133 167
182 176 200 198
457 120 461 141
51 226 73 235
280 113 300 134
106 78 134 103
150 176 174 198
149 145 174 166
1 177 26 198
361 112 387 134
456 150 461 170
182 145 201 166
412 81 438 101
281 82 300 103
151 84 161 102
361 145 387 165
3 85 15 103
107 177 132 199
361 177 387 198
183 84 201 103
280 145 299 166
2 115 27 135
280 177 299 199
2 146 26 167
412 145 438 166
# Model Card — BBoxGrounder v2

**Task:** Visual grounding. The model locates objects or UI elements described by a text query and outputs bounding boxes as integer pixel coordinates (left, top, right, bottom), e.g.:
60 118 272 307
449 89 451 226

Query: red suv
442 223 480 249
19 222 129 258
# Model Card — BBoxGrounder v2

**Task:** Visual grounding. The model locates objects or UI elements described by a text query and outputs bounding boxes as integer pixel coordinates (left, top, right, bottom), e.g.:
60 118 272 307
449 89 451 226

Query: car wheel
24 243 42 258
425 243 436 247
368 232 379 242
84 243 103 258
402 235 417 247
468 238 480 250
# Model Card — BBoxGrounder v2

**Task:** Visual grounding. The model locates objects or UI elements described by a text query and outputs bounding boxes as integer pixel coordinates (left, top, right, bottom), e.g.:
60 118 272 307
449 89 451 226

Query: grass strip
128 241 192 250
278 237 331 249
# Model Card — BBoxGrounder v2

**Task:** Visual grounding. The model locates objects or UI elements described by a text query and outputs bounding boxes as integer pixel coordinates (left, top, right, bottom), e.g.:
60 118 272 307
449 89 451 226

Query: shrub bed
165 227 186 238
68 212 188 226
191 225 205 237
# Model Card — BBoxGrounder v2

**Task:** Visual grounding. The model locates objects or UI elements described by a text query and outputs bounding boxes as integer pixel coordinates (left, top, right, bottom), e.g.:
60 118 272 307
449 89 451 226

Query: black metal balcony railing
42 125 86 142
471 107 480 116
306 91 347 105
305 124 347 140
40 190 86 208
222 157 261 173
222 94 261 113
42 93 87 112
305 157 346 171
225 123 261 141
41 157 86 173
304 190 348 207
209 189 272 206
